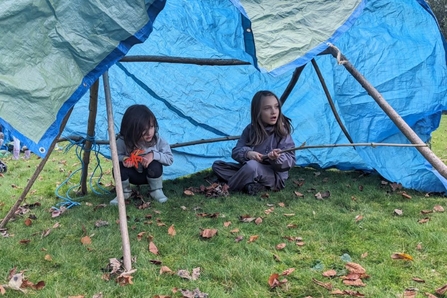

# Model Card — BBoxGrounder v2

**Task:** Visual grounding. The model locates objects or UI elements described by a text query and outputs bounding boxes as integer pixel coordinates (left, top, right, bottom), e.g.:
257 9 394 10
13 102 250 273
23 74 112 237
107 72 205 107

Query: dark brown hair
120 104 159 151
247 90 292 146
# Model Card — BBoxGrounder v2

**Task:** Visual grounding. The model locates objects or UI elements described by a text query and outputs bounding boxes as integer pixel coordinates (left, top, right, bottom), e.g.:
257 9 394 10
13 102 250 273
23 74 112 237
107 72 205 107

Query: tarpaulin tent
1 0 447 193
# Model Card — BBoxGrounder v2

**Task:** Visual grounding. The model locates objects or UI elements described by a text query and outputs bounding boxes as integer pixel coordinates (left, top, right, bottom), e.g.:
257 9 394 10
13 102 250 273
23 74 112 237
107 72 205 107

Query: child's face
141 124 155 142
260 95 279 126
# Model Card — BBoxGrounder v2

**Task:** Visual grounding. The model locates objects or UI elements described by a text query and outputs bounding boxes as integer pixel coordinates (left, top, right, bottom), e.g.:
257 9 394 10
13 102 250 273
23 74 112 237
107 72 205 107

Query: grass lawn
0 116 446 298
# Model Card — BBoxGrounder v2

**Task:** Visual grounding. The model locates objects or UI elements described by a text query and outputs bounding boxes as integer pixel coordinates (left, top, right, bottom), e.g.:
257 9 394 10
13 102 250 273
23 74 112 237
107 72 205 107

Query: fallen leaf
234 235 243 242
248 235 258 243
149 241 159 255
137 232 146 241
276 243 286 250
361 252 368 259
394 209 403 216
281 268 295 276
200 229 218 238
403 288 418 298
81 236 91 245
312 278 333 290
159 266 173 275
44 254 52 261
294 191 304 197
191 267 201 280
412 277 425 283
268 273 280 288
255 217 263 225
355 215 363 222
168 225 176 236
418 217 430 224
343 279 366 287
24 218 32 226
433 205 444 212
177 269 192 280
322 269 337 277
391 253 413 261
223 221 231 227
345 262 366 274
183 189 194 196
436 284 447 295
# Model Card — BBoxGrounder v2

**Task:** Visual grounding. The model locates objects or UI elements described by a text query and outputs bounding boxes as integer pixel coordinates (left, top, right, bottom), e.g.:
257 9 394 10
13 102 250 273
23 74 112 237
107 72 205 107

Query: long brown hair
247 90 292 146
120 104 159 151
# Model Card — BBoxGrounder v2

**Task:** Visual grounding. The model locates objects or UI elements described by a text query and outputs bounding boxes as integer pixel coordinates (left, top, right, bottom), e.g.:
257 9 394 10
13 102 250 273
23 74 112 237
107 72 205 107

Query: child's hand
267 149 281 160
123 157 133 168
247 151 263 162
141 152 154 168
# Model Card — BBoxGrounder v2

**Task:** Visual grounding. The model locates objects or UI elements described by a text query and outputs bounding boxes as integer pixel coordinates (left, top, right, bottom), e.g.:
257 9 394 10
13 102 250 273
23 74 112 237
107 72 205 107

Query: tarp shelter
1 0 447 192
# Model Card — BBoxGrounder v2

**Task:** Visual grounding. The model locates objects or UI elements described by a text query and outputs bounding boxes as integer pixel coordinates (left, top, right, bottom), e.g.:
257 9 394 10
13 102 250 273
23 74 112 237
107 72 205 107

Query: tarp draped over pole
1 0 447 192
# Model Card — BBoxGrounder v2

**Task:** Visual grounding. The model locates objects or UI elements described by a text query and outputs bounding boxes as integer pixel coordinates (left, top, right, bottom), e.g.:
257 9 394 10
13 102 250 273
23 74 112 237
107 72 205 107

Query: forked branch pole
327 43 447 180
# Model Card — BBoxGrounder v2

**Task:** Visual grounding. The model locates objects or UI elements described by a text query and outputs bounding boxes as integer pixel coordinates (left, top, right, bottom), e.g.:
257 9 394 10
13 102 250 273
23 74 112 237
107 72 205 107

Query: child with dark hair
110 104 173 205
212 90 296 195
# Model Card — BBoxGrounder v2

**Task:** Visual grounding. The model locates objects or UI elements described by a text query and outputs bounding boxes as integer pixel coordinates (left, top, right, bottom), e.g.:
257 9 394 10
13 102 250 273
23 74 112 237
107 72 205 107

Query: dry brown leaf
361 252 368 259
412 277 425 283
424 293 438 298
416 243 423 251
283 213 295 217
191 267 201 280
287 224 298 228
421 209 433 214
403 288 418 298
200 228 218 238
248 235 258 243
391 253 413 261
433 205 444 212
268 273 280 288
418 217 430 224
312 278 333 290
137 232 146 241
296 241 305 246
436 284 447 295
223 221 231 227
159 266 173 275
355 215 363 222
183 189 194 196
322 269 337 277
234 235 243 242
81 236 91 245
294 191 304 197
255 217 263 225
230 228 239 233
276 243 286 250
394 209 403 216
343 279 366 287
24 218 32 226
168 225 176 236
345 262 366 274
281 268 295 276
44 254 52 261
149 241 159 255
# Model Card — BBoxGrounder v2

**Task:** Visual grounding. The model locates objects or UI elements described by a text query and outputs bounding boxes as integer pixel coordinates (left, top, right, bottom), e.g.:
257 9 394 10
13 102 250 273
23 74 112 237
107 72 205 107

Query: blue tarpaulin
1 0 447 192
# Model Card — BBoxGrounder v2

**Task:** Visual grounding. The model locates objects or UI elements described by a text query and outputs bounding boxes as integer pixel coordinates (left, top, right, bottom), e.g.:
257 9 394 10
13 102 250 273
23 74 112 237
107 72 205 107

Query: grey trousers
212 160 285 191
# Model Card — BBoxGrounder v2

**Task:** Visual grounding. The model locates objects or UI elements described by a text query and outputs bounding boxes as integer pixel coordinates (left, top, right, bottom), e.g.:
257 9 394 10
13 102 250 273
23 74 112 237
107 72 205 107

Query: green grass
0 117 447 298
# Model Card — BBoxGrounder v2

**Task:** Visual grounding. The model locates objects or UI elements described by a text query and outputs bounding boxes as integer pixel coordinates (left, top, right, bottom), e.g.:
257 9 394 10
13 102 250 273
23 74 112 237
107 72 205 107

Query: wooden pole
103 71 132 272
0 108 73 228
327 43 447 180
80 80 99 194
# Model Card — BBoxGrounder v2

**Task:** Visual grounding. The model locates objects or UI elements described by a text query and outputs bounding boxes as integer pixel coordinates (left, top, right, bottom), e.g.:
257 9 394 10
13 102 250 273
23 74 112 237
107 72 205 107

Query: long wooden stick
261 142 428 159
0 108 73 228
103 71 132 272
327 43 447 180
80 80 99 194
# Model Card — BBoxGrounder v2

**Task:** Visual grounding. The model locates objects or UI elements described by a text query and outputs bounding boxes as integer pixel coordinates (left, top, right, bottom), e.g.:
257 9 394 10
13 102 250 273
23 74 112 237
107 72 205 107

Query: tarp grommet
39 147 46 154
